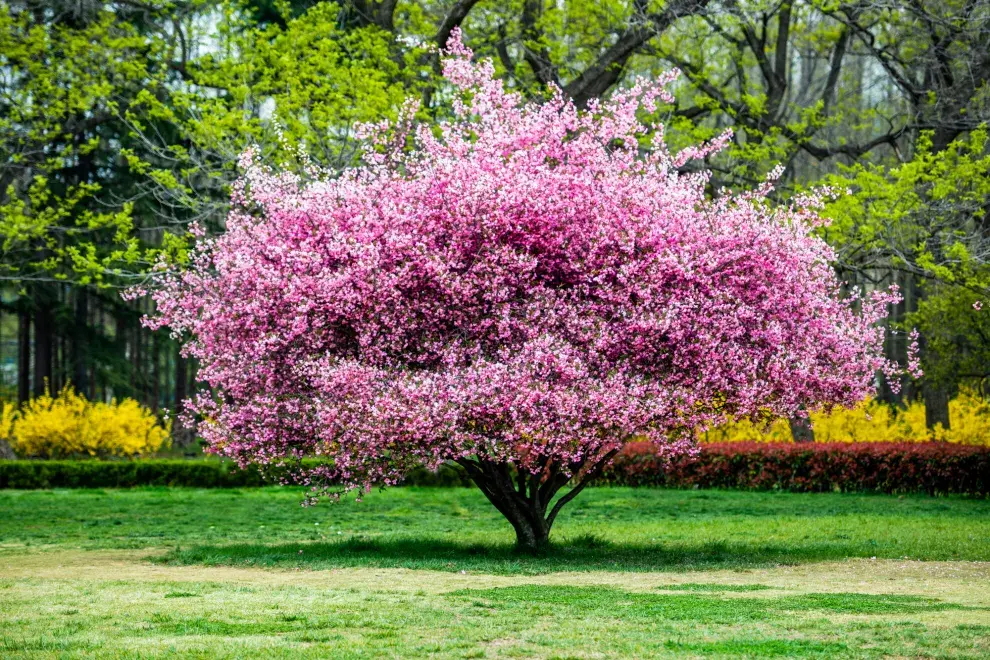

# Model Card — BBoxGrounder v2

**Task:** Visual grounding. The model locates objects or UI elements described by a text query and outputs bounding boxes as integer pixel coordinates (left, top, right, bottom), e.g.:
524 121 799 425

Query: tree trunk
877 271 908 405
17 310 30 404
923 381 951 431
73 288 88 393
456 450 618 552
132 312 142 402
788 415 815 443
175 348 187 408
152 332 160 412
33 300 53 397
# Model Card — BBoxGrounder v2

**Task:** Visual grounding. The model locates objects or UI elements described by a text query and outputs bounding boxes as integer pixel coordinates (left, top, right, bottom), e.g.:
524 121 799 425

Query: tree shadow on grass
446 584 978 618
155 534 893 575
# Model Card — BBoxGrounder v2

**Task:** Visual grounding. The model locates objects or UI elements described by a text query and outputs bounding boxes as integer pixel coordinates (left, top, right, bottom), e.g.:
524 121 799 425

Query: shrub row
0 459 267 489
1 443 987 495
602 442 990 495
0 459 470 490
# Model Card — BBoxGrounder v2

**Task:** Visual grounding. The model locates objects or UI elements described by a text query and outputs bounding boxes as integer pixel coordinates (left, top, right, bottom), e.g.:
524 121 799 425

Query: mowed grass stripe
1 487 988 571
2 556 989 658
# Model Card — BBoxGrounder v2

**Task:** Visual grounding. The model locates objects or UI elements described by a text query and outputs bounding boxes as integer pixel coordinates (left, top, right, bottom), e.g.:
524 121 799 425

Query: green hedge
0 459 471 490
0 460 264 489
3 442 988 495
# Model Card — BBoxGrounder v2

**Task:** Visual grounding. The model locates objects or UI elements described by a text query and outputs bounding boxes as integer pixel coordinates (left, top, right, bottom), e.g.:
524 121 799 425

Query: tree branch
435 0 483 48
521 0 560 87
563 0 712 108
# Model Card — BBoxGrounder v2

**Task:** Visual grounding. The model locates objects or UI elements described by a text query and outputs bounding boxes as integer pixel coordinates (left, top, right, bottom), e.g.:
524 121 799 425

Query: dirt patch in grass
3 548 989 602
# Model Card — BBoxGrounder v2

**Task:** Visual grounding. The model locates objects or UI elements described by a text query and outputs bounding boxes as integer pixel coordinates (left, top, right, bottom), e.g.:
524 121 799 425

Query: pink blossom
907 328 924 380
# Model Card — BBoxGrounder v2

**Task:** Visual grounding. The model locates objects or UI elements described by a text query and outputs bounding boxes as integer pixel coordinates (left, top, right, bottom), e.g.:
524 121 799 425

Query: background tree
0 1 188 411
822 128 990 422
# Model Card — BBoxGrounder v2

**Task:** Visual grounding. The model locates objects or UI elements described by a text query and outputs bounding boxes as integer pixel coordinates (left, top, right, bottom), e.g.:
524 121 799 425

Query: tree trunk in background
915 273 950 430
789 415 815 442
88 296 97 400
73 288 89 393
175 348 187 411
132 312 141 401
173 347 192 448
114 305 129 400
32 298 53 397
924 381 951 431
152 332 160 411
876 270 915 405
57 313 67 393
17 310 30 404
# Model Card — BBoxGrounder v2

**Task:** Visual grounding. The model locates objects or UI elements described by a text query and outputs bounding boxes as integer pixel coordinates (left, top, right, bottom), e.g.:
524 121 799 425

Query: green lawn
1 487 989 657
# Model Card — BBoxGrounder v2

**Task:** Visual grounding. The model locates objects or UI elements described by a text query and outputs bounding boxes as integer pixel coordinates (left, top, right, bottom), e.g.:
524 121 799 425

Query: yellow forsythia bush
0 401 16 445
4 386 171 458
703 390 990 446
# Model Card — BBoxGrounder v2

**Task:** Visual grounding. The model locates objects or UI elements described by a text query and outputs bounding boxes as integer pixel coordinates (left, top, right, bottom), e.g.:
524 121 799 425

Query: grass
1 486 989 657
2 486 988 572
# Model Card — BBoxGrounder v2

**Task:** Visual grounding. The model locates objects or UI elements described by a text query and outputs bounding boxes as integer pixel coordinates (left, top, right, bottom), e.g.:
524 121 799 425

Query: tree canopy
147 34 906 548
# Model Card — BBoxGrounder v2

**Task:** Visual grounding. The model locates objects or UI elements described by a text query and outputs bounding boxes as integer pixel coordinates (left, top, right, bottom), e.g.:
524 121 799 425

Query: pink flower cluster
147 31 900 500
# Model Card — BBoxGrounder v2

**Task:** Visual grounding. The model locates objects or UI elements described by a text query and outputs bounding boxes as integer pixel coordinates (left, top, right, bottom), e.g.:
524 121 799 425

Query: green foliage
168 2 421 176
819 128 990 390
821 128 990 285
0 6 171 284
0 2 426 286
910 287 990 388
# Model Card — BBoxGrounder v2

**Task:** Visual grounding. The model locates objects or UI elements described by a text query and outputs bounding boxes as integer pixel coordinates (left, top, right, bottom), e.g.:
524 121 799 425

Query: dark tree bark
132 309 142 401
152 331 160 412
456 450 618 551
562 0 712 109
73 288 89 393
17 309 30 404
0 304 15 459
923 381 951 431
0 439 15 460
789 415 815 443
32 294 54 397
338 0 398 31
115 305 131 398
434 0 483 49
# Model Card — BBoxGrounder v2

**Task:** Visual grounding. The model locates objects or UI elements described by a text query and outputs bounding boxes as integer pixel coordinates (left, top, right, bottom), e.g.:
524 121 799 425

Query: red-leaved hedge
3 443 987 495
599 442 990 495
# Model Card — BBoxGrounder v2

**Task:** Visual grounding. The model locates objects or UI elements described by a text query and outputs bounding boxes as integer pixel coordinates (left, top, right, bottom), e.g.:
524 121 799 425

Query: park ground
1 487 989 658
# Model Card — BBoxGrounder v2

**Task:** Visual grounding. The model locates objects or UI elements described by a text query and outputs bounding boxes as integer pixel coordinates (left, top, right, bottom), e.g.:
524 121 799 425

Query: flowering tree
148 31 903 551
